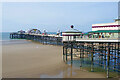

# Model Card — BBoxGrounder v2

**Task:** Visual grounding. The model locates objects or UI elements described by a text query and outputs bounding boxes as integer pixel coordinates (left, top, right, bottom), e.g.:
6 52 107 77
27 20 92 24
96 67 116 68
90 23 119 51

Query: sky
2 2 118 32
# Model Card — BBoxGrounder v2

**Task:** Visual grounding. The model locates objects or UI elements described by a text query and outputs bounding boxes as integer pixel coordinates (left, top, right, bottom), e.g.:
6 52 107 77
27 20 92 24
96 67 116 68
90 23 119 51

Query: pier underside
63 41 120 78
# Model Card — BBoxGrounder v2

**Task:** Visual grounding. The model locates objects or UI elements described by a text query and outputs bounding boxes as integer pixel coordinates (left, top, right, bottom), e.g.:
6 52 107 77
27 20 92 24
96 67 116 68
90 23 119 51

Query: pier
10 33 63 45
9 20 120 78
10 32 120 78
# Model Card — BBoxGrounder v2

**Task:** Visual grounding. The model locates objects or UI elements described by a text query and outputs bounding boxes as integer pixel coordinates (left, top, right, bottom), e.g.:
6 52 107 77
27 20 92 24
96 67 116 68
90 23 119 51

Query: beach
2 40 105 78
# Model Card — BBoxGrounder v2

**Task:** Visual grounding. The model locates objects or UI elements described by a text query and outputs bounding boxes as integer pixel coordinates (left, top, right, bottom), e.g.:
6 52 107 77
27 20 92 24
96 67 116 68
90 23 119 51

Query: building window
74 36 76 39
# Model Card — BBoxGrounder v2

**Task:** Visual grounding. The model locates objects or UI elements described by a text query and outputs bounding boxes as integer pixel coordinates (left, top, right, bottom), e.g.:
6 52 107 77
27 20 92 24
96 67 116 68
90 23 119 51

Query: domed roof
64 25 81 33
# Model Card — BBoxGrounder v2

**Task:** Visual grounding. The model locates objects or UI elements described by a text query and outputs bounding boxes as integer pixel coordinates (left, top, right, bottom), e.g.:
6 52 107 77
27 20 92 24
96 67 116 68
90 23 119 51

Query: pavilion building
92 18 120 31
88 18 120 39
62 25 82 41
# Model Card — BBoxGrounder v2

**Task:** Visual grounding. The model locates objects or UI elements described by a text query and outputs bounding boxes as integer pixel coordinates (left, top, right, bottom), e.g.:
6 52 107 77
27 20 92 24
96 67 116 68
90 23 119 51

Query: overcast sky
2 2 118 32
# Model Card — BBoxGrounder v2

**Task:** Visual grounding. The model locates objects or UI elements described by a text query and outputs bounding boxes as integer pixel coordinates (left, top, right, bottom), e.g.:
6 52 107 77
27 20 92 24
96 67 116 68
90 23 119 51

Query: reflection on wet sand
40 65 74 78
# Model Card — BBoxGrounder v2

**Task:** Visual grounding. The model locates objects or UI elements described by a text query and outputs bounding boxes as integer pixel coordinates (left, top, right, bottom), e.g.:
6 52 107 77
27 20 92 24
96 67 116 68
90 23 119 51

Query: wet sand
2 40 105 78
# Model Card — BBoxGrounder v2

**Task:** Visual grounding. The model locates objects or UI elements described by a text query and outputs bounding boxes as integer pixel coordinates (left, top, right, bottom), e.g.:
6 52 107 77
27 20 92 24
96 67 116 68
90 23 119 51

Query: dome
62 25 82 36
64 25 82 33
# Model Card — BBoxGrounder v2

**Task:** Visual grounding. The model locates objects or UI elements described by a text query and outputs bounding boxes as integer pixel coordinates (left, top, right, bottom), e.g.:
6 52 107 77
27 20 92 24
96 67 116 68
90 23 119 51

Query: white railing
76 37 119 40
62 37 120 42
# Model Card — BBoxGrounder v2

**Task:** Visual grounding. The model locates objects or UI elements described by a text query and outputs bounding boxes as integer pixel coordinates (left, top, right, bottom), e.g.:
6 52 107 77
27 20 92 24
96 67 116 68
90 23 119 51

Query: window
74 36 76 39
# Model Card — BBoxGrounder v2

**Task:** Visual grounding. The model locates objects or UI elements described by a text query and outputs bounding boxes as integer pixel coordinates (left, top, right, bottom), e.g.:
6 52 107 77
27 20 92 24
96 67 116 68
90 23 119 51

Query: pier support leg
10 34 11 38
63 46 65 62
82 43 84 58
57 38 58 45
71 43 73 63
104 43 106 60
104 43 106 70
114 43 117 71
80 46 82 67
118 43 120 78
91 43 94 72
66 47 68 62
11 34 12 38
100 43 104 67
107 43 110 78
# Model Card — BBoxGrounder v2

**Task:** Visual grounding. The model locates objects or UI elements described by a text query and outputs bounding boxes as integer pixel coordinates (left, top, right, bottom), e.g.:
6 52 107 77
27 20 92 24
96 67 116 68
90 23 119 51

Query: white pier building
62 25 82 41
92 18 120 31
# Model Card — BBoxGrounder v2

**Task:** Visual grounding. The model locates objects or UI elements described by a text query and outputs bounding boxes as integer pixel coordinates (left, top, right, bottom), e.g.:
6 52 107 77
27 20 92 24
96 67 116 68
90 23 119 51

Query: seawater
66 52 120 78
0 32 11 41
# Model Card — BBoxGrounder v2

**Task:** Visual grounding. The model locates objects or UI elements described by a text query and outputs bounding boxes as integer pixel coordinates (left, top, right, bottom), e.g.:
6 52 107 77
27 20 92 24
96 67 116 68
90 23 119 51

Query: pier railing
75 37 120 42
76 37 119 40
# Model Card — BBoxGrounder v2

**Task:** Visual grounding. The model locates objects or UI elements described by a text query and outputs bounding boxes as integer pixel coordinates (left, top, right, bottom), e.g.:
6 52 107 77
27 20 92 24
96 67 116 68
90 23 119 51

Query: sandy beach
2 40 105 78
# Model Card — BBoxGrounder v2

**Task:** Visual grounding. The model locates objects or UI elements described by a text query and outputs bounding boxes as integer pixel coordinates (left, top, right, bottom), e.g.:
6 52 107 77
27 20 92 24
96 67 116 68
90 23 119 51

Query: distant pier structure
10 19 120 78
10 29 63 45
